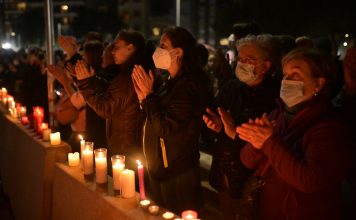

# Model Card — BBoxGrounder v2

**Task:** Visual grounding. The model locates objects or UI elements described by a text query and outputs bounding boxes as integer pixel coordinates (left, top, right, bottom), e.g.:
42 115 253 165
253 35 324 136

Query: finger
149 70 154 81
248 118 254 124
262 113 272 127
206 108 217 117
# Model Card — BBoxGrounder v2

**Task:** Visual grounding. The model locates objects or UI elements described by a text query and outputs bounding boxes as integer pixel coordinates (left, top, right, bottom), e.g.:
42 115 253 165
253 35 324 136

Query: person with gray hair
202 34 282 219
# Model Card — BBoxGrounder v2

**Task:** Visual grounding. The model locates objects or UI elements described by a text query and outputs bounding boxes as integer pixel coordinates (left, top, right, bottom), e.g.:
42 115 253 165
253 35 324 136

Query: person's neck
168 65 181 79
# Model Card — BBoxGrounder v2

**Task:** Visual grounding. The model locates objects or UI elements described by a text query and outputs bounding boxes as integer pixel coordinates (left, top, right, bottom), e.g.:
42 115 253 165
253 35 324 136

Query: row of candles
67 135 199 220
1 88 198 220
1 87 62 146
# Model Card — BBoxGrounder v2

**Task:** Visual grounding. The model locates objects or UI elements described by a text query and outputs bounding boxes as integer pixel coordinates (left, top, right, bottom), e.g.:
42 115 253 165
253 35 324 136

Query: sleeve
261 121 353 193
70 91 86 110
77 76 128 119
240 143 265 169
141 80 197 137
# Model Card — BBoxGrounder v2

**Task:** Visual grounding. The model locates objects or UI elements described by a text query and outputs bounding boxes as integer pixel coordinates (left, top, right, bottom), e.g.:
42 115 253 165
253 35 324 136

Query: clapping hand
47 64 70 86
75 60 94 80
218 107 236 139
131 65 154 101
202 108 223 133
58 35 78 58
236 113 274 149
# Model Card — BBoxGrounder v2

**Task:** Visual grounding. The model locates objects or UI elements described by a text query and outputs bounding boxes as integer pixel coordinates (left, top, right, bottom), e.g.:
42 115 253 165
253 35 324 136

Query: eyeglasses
237 56 266 64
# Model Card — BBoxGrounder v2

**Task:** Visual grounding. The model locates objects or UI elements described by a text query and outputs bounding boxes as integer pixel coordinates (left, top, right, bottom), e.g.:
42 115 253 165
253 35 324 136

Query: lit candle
82 142 94 175
148 205 160 215
136 160 146 200
21 116 29 125
111 155 125 191
181 210 198 219
78 135 85 168
20 106 27 117
50 132 61 145
94 148 107 184
7 96 14 109
162 212 175 219
139 199 151 209
42 128 51 141
39 123 48 135
120 169 135 198
68 152 80 166
1 88 7 101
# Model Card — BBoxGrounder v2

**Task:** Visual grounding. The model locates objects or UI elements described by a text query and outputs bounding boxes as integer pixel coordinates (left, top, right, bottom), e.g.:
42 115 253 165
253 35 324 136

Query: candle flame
136 160 142 166
78 134 83 141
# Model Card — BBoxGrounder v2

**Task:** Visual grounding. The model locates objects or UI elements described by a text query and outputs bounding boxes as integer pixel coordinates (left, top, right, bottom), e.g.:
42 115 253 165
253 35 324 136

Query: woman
132 26 209 213
75 30 154 168
202 34 282 220
236 48 353 220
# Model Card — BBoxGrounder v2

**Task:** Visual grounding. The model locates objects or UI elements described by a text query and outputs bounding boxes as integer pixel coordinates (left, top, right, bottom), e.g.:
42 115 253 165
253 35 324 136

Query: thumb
149 70 154 81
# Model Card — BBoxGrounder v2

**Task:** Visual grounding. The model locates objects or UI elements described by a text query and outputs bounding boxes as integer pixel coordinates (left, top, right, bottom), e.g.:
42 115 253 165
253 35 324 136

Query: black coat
141 72 209 180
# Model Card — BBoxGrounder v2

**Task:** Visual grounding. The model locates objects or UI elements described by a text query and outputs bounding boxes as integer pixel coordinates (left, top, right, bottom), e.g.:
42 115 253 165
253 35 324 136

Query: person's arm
262 121 352 193
70 91 86 110
240 143 265 169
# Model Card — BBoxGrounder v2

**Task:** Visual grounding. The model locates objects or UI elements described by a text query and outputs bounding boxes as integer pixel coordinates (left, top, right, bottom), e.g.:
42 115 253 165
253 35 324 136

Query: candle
181 210 198 219
136 160 146 200
120 169 135 198
162 212 175 219
39 123 48 135
148 205 160 215
50 132 61 145
82 142 94 175
94 148 108 184
78 134 85 152
21 116 29 125
1 88 7 101
7 96 14 109
68 152 80 166
111 155 125 191
139 199 151 209
42 128 51 141
9 108 17 119
20 106 27 117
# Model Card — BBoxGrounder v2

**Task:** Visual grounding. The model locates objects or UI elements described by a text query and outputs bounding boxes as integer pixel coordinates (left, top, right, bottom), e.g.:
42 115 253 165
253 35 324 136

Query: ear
127 43 135 52
175 48 184 57
315 77 326 93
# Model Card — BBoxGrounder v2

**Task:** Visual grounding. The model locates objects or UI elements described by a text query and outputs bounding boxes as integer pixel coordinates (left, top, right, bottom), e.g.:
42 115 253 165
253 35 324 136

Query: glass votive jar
139 199 151 209
111 155 125 191
94 148 108 183
82 142 94 175
162 211 175 219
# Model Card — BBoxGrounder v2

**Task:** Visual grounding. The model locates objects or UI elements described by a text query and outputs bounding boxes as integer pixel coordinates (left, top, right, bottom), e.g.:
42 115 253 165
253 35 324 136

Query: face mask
280 79 306 107
235 61 257 84
152 47 171 69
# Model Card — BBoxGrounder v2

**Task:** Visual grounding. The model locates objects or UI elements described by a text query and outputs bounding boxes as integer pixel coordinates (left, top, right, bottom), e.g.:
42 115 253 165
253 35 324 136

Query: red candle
38 123 48 135
21 116 29 125
136 160 146 200
181 210 198 219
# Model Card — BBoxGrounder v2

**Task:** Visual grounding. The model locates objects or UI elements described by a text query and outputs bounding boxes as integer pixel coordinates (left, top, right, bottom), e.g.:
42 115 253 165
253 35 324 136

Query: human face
159 34 174 51
112 39 135 65
282 58 324 100
237 44 270 85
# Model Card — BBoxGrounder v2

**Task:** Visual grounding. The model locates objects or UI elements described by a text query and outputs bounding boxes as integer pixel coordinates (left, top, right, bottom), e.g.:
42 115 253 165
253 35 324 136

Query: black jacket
141 72 209 180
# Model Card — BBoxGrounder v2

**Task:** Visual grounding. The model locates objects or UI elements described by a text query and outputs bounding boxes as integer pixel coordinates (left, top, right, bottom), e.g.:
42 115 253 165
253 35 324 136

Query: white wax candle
95 152 107 183
68 152 80 166
50 132 61 145
162 212 175 219
82 147 94 175
120 169 135 198
139 199 151 208
112 163 125 190
42 128 51 141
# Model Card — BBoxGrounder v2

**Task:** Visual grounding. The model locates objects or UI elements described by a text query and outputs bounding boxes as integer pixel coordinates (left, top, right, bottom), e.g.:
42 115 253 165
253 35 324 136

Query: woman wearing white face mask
237 48 353 220
131 26 210 214
202 34 282 220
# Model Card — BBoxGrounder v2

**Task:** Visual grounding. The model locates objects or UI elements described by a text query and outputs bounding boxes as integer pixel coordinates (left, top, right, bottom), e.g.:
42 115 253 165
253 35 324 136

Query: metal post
176 0 180 26
44 0 55 127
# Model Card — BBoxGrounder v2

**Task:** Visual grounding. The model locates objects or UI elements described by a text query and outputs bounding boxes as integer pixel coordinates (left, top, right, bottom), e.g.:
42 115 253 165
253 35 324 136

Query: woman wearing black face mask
202 34 282 220
131 26 210 214
237 48 353 220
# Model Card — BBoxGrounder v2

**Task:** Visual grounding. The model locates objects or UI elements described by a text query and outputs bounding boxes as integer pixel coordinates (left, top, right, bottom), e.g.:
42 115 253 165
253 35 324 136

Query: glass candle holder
148 205 160 215
94 148 107 183
139 199 151 209
111 155 125 191
181 210 198 219
162 212 175 219
50 132 61 145
82 142 94 175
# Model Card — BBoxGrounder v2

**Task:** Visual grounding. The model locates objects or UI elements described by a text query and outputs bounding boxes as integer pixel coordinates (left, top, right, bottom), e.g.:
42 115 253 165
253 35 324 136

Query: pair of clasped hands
202 108 274 149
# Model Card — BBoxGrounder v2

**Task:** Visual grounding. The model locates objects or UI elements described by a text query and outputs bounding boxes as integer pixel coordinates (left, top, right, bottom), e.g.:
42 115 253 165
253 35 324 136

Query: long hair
163 26 202 77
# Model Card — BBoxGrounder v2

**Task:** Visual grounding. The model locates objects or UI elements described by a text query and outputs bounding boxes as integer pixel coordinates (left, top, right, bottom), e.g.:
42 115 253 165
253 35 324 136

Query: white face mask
280 79 306 107
152 47 171 69
235 61 257 85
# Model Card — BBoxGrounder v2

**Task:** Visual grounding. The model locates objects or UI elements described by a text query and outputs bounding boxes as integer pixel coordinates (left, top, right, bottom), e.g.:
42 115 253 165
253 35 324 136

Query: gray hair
236 34 282 71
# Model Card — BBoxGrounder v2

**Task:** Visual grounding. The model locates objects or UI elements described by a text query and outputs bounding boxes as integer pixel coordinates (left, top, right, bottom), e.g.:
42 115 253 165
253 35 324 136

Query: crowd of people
1 22 355 219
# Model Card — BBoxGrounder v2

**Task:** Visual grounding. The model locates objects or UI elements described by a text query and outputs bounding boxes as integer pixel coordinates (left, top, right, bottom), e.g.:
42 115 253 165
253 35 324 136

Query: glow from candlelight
136 160 142 167
78 134 83 141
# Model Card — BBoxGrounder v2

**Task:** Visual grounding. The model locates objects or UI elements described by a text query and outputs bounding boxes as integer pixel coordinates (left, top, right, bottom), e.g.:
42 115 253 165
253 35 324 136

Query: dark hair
163 26 202 76
28 47 45 61
115 30 154 72
282 48 337 95
85 31 104 43
83 40 104 70
196 44 209 67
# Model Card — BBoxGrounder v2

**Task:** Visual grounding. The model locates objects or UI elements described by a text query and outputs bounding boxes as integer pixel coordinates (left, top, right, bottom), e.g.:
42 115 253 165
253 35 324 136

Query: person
236 48 353 220
75 30 154 169
202 34 282 220
131 26 210 214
